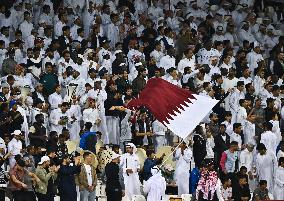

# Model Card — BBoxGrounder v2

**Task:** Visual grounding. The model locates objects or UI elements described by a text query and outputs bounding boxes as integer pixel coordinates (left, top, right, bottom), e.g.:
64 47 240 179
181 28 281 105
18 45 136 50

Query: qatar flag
127 78 219 139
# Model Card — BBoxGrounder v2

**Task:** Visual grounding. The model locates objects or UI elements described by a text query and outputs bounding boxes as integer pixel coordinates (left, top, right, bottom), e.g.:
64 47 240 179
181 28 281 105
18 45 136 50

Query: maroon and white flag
127 78 219 139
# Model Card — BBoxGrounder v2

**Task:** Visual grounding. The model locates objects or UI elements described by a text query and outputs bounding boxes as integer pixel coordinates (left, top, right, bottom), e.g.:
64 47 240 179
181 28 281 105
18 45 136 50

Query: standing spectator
57 154 81 201
273 157 284 200
35 156 58 201
8 159 39 201
105 153 123 201
173 141 192 195
7 130 22 168
77 152 97 201
193 125 207 168
220 141 239 178
255 143 277 192
214 124 231 169
120 143 141 200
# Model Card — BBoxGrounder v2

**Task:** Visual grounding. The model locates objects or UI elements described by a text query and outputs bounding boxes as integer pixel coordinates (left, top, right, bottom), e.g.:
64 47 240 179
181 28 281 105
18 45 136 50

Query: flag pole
160 138 186 167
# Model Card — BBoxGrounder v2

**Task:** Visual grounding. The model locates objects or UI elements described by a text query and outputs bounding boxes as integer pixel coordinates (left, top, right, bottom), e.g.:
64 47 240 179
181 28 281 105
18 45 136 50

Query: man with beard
132 68 147 96
58 154 81 201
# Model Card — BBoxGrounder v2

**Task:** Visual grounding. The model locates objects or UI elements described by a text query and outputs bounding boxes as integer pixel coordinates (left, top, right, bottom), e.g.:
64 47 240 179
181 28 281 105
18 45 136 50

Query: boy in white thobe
120 143 141 200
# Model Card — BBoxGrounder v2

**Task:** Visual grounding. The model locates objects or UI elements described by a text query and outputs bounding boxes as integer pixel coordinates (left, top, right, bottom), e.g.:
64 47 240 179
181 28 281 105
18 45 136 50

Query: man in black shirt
105 153 123 201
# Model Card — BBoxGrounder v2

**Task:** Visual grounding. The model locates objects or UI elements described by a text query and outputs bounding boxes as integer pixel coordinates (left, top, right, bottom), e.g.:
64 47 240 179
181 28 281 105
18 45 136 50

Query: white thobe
120 153 141 200
236 106 247 126
48 92 63 110
253 75 265 96
273 166 284 200
70 24 80 40
17 106 29 145
67 105 81 140
197 48 218 65
173 148 192 195
239 148 253 172
243 120 256 145
260 131 278 155
82 11 95 38
150 50 164 64
270 120 281 144
229 89 245 123
222 120 233 136
158 55 176 71
247 51 264 73
238 29 255 44
19 20 33 40
166 76 182 87
0 35 10 48
101 13 111 36
148 6 163 20
143 173 166 201
54 20 66 38
49 109 69 134
92 89 109 144
8 138 22 168
83 108 101 132
107 23 119 49
152 120 167 150
57 58 75 76
177 57 196 73
39 13 53 26
256 151 277 192
230 132 242 149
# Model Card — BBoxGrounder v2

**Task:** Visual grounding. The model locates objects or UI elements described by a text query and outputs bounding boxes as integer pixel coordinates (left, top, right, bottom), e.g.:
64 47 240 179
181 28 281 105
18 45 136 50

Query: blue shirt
189 167 200 194
142 158 159 181
79 131 97 152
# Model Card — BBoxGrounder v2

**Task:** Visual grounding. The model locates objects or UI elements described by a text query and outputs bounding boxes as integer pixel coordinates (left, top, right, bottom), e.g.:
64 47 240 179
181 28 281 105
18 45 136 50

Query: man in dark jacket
58 154 81 201
193 125 206 168
214 124 231 169
132 67 147 96
105 153 123 201
29 113 47 148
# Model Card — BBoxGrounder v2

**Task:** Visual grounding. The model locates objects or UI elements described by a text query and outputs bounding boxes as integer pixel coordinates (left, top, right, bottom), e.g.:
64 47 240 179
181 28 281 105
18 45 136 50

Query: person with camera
35 156 58 201
57 153 81 201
